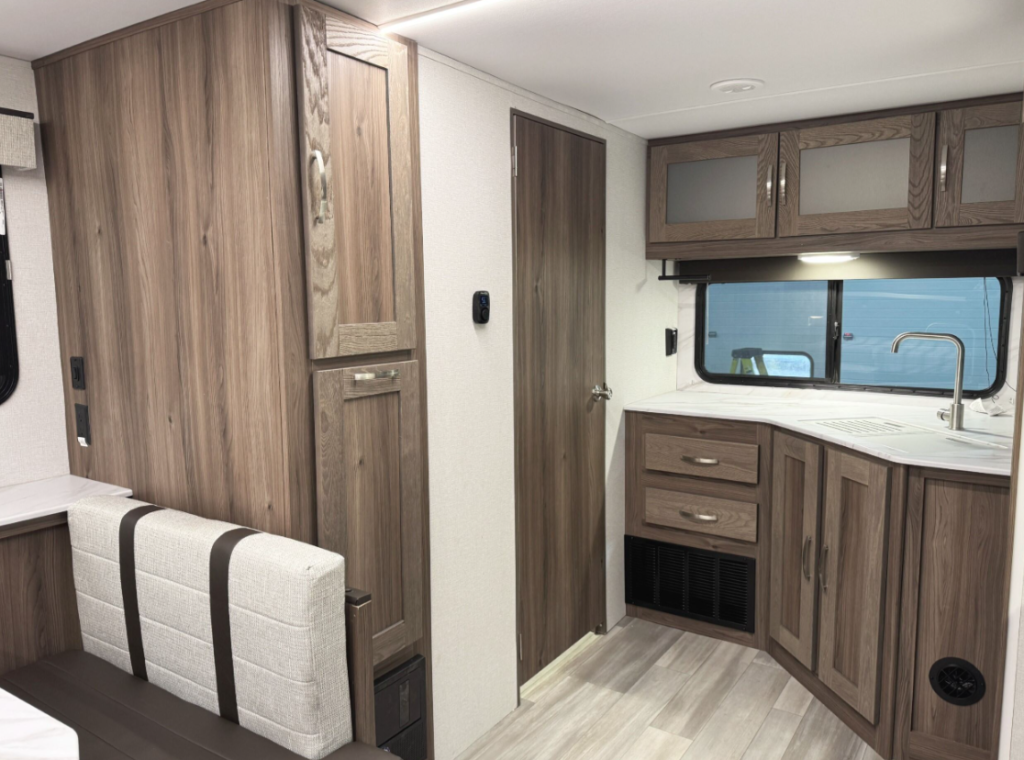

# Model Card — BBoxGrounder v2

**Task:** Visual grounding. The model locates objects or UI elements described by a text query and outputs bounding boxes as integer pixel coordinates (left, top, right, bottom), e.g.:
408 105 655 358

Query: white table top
0 474 132 528
627 390 1015 477
0 686 78 759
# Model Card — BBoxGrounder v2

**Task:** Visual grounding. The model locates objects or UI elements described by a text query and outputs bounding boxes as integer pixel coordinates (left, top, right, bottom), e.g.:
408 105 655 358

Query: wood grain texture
346 593 377 746
644 486 757 543
513 113 606 685
0 525 82 677
770 431 822 672
894 469 1012 760
817 449 890 724
314 361 423 665
648 133 777 243
936 102 1023 227
644 433 760 484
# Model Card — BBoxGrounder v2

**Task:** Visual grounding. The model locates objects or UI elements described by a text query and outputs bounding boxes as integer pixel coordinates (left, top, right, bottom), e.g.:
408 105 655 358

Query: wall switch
70 356 86 390
75 403 91 447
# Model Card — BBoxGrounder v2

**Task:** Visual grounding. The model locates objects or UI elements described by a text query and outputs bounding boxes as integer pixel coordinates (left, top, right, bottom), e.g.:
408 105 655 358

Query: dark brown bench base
1 651 392 760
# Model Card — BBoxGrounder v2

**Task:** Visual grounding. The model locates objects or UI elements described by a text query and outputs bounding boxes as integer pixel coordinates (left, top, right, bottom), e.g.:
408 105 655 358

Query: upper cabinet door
295 6 416 359
817 449 890 724
935 101 1024 227
648 134 778 243
778 114 935 237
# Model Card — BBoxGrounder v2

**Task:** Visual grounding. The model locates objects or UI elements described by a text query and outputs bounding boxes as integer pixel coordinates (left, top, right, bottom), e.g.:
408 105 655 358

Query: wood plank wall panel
35 0 308 537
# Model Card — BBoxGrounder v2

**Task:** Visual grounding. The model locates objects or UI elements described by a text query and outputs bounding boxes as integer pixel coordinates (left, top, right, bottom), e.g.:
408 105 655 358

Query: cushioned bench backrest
68 496 352 760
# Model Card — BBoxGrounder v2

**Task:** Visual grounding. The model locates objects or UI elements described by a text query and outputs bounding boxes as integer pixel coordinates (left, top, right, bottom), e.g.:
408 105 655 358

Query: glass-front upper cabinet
648 134 779 243
935 101 1024 227
778 114 935 237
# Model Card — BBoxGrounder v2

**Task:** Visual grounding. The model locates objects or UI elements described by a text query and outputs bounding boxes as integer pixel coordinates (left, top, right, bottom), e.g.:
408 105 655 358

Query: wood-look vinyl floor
457 618 883 760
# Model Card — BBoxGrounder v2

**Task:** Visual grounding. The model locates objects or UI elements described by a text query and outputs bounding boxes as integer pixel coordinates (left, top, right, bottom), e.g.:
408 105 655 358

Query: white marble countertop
0 474 132 529
0 686 78 759
627 390 1015 477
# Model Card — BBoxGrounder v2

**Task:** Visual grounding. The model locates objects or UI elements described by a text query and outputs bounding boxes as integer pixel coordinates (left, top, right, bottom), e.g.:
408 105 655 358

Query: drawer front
645 433 759 484
645 487 758 543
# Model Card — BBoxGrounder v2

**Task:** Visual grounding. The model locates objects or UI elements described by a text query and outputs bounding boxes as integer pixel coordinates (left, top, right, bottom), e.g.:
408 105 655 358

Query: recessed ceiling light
709 79 765 95
797 252 861 264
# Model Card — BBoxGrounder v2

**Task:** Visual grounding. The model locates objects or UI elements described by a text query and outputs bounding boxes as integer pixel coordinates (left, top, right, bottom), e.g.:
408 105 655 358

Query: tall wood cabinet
35 0 433 749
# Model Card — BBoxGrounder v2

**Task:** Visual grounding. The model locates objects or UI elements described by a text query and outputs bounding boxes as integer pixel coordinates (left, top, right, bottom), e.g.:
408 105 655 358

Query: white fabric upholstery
68 496 352 760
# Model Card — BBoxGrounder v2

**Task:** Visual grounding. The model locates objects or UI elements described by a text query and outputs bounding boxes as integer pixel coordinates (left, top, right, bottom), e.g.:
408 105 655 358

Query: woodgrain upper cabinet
769 432 822 672
314 361 424 665
648 134 779 243
778 114 935 236
295 6 417 360
896 470 1012 760
935 102 1024 227
817 449 891 724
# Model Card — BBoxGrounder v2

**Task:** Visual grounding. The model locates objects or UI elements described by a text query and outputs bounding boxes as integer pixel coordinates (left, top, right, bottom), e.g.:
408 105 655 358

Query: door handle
766 164 774 204
353 369 399 382
819 544 830 593
312 149 327 224
681 455 719 466
802 536 812 581
779 161 787 205
939 144 948 192
679 510 719 523
591 383 613 401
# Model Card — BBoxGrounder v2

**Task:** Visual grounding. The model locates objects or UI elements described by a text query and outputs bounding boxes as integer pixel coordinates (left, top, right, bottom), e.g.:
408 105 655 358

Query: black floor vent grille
625 535 755 633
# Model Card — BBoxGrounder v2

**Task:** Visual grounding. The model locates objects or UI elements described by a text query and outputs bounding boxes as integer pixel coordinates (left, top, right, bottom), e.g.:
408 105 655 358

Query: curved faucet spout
890 332 965 430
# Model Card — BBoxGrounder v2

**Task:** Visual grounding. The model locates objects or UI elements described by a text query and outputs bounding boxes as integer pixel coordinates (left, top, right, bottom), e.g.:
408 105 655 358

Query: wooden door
648 134 778 242
895 470 1012 760
513 113 606 685
314 361 423 665
779 114 935 236
817 449 890 723
935 100 1024 227
769 432 822 671
295 6 416 359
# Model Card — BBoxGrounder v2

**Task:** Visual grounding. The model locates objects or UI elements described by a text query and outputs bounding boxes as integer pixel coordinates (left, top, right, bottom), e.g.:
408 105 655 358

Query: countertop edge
0 475 133 530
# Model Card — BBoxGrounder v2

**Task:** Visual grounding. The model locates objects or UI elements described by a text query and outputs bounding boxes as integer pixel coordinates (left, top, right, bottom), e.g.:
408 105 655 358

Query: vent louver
625 536 755 633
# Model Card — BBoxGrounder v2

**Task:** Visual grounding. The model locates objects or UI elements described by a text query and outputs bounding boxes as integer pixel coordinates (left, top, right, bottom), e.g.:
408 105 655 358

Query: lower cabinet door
769 432 822 671
314 361 423 665
817 449 890 724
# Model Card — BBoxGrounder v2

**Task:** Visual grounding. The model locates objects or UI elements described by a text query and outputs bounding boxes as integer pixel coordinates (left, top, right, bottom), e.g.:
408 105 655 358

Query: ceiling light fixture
709 79 765 95
379 0 497 31
797 252 861 264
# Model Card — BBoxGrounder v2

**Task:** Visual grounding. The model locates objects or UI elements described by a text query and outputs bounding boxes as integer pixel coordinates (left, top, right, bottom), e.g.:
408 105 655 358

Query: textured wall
0 55 68 488
417 49 677 760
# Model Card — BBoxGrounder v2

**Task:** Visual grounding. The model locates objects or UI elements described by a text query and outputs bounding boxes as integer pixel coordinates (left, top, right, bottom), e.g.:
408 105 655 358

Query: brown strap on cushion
210 527 257 723
118 505 163 680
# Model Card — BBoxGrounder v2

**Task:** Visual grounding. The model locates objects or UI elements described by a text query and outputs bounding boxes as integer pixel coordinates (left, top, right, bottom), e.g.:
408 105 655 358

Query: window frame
694 277 1011 399
0 171 18 406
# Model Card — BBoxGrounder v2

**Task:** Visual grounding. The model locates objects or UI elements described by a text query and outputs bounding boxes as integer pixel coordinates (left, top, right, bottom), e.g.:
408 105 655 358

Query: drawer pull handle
681 456 719 466
353 369 400 382
312 149 327 224
679 510 719 523
939 144 948 192
802 536 812 581
819 545 830 593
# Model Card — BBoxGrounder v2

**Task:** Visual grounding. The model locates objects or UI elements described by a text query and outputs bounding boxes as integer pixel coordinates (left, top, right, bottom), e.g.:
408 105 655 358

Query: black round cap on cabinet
929 657 986 707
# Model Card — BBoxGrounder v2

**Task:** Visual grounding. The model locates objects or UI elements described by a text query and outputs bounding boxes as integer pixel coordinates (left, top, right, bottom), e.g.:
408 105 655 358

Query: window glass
703 282 829 379
840 278 1002 391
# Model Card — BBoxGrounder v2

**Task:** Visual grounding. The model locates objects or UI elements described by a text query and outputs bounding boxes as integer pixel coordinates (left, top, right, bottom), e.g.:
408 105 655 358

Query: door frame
510 109 608 689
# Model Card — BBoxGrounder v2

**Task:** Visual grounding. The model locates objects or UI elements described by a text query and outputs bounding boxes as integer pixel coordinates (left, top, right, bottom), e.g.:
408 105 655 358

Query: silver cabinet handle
353 369 399 382
591 383 613 401
680 455 719 466
766 164 774 204
819 545 830 593
679 510 719 523
802 536 812 581
939 144 948 192
779 161 787 205
312 149 327 223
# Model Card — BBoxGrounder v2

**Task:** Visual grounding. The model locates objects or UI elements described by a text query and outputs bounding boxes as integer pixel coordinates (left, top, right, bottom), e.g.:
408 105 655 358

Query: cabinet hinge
512 145 518 178
518 633 523 661
4 260 10 282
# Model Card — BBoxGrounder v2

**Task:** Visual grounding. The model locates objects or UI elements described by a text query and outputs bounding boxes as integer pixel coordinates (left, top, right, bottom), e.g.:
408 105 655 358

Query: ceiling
2 0 1022 139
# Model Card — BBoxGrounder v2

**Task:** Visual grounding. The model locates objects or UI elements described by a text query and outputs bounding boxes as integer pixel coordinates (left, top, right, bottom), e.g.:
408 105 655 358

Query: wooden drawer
645 433 759 484
645 486 758 543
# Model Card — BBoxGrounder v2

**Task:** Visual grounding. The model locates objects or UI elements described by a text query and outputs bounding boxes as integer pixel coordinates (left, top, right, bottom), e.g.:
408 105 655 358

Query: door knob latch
591 383 613 402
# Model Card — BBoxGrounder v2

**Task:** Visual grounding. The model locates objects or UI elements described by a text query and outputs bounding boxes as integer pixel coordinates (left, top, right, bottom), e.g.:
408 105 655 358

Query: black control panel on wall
473 291 490 324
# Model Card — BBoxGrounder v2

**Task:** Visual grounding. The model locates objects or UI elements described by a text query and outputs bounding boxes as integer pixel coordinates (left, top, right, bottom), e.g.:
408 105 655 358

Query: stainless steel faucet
890 332 965 431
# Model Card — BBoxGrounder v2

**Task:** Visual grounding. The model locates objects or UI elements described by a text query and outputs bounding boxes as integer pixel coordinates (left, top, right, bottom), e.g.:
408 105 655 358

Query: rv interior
0 0 1023 759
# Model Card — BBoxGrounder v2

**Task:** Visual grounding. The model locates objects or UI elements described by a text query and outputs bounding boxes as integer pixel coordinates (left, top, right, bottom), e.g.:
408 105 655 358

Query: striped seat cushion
68 496 352 760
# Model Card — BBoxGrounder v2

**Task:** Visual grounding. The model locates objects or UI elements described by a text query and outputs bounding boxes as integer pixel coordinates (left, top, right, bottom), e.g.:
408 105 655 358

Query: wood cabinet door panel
817 449 890 723
936 101 1024 227
314 361 423 664
648 133 778 243
778 114 935 236
295 6 416 359
769 432 822 672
